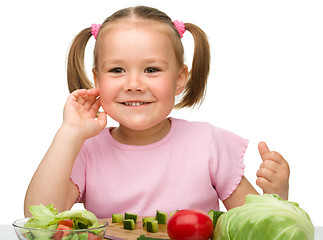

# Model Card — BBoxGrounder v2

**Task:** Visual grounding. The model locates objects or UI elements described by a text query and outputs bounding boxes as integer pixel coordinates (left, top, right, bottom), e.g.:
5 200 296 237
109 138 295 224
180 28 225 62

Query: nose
124 72 145 92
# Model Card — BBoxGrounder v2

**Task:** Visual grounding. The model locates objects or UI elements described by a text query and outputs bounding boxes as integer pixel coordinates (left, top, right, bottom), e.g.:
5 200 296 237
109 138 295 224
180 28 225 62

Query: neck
111 118 171 145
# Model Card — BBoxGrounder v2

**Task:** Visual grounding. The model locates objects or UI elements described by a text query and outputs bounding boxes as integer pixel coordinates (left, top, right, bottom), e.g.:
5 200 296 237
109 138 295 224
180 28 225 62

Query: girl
24 6 289 218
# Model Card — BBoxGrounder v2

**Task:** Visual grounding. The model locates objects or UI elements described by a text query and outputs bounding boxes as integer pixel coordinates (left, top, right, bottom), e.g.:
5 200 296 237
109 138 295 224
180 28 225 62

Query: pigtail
176 23 210 109
67 28 94 93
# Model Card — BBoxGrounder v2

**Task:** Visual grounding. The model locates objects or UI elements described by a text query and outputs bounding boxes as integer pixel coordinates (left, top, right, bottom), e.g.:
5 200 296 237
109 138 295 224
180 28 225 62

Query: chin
120 120 157 131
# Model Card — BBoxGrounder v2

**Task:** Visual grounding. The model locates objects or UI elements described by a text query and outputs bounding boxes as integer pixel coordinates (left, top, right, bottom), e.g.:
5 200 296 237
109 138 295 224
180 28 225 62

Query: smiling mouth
121 101 150 106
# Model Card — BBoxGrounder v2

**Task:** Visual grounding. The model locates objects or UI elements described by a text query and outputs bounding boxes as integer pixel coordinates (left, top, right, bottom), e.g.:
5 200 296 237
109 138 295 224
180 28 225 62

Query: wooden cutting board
104 217 169 240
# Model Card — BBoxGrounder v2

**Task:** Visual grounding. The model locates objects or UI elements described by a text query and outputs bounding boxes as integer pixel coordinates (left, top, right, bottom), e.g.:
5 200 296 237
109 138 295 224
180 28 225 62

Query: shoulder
171 118 248 149
82 127 111 151
171 117 242 139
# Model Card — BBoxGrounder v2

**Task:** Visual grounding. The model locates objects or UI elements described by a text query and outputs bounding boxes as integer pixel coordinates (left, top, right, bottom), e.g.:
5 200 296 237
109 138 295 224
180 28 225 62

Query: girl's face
93 20 187 131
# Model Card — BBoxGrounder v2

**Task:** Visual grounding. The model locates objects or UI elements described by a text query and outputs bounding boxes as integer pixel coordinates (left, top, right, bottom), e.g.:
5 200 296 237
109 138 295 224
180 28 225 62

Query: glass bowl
12 218 108 240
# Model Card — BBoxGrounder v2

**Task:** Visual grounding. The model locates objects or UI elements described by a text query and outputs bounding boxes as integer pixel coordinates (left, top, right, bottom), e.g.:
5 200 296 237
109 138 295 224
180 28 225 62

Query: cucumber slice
112 213 124 223
146 220 159 233
208 210 224 227
124 212 138 223
142 217 156 227
123 219 135 230
156 210 167 224
169 210 179 218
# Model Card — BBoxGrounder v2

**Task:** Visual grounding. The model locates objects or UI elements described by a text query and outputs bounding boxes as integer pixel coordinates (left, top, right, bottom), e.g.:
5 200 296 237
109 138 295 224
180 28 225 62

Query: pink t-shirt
71 118 248 218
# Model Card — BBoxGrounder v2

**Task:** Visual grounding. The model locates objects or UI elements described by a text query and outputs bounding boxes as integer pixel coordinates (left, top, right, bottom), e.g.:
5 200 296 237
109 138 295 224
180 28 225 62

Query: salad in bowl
12 204 108 240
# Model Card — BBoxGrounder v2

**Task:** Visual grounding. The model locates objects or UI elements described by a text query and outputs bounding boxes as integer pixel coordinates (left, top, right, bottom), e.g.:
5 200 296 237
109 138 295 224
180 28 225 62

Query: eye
144 67 160 73
109 67 125 73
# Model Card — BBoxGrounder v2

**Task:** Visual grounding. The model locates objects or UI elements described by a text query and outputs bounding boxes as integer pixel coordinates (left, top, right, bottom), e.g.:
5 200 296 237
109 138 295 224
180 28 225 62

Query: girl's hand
256 141 290 200
62 88 107 140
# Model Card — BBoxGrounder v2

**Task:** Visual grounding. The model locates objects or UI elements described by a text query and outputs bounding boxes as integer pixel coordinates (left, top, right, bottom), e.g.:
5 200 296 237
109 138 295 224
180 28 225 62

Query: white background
1 0 322 226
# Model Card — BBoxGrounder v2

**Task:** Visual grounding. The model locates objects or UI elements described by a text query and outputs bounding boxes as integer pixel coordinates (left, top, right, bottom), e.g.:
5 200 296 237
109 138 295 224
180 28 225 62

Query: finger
86 88 100 97
88 98 102 116
256 177 272 194
256 167 276 183
97 111 107 128
70 89 87 98
258 141 270 161
83 95 98 111
259 160 280 174
263 151 287 165
75 89 99 107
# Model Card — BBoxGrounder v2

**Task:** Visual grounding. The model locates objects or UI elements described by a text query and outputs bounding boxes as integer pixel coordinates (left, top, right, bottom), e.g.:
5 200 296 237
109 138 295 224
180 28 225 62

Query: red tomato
88 232 101 240
167 209 214 240
58 219 74 228
52 224 72 240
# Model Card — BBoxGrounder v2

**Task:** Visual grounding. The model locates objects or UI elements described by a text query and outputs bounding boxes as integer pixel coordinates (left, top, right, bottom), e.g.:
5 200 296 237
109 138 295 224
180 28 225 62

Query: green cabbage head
213 194 314 240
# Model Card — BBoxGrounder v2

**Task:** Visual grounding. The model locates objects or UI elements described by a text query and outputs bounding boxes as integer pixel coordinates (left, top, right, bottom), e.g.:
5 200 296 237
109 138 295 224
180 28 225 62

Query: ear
175 65 188 95
92 68 99 89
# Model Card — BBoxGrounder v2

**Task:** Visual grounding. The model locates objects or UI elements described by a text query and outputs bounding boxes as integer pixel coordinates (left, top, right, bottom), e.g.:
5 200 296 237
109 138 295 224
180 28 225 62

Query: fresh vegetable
23 204 105 240
123 219 136 230
124 212 138 223
207 210 224 228
87 232 101 240
58 219 74 228
52 224 71 239
213 194 314 240
169 210 178 218
142 217 156 227
167 209 214 240
111 213 123 223
146 220 159 233
156 210 167 225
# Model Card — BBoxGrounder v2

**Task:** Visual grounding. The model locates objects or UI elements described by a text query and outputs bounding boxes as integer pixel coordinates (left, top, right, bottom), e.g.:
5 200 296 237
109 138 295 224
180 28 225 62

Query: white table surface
2 225 323 239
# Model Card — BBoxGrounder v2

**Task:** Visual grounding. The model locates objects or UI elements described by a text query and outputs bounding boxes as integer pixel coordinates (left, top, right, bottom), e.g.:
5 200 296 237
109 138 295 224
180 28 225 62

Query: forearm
24 124 85 216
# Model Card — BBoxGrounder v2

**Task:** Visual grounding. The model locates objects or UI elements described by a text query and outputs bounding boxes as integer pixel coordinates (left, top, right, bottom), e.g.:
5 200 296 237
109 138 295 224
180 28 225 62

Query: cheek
97 83 115 111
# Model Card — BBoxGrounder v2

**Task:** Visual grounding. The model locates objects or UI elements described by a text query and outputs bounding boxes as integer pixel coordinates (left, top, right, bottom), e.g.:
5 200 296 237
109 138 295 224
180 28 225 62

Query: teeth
124 102 147 106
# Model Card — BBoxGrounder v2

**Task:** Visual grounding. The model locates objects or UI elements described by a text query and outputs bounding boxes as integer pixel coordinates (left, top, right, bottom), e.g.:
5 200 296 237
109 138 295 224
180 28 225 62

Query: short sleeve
209 126 248 201
70 147 86 203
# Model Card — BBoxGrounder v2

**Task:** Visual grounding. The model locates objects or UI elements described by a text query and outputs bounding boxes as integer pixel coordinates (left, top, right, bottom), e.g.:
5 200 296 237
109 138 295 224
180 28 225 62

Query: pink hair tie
91 24 102 39
173 20 186 38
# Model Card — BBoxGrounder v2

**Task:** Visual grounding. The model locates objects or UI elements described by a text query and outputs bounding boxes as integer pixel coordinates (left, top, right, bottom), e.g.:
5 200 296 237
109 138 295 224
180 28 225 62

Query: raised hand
63 88 107 140
256 141 290 200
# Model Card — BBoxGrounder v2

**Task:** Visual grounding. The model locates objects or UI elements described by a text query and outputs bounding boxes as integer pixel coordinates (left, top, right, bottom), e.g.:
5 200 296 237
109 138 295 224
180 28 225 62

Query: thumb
258 141 270 161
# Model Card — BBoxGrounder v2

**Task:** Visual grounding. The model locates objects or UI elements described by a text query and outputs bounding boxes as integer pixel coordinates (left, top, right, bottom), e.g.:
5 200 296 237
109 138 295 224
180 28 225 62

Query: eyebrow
101 58 169 67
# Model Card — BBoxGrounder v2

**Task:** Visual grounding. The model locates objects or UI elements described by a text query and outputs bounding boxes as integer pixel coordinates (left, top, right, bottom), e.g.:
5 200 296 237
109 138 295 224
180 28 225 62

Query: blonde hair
67 6 210 108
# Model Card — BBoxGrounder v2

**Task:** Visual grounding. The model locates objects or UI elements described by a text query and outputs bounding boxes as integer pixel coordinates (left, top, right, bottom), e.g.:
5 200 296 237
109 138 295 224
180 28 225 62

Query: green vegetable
25 232 33 240
30 223 57 238
25 204 104 239
70 234 79 240
146 220 159 233
56 209 99 229
123 219 135 230
208 210 224 227
77 233 89 240
169 210 178 218
212 194 314 240
142 217 156 227
125 212 138 223
112 213 123 223
156 210 167 225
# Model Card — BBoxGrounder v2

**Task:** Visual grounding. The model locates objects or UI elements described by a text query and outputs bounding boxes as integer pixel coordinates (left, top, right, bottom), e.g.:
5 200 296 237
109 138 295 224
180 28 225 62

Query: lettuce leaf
56 209 98 229
25 204 99 230
212 194 314 240
25 204 58 229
